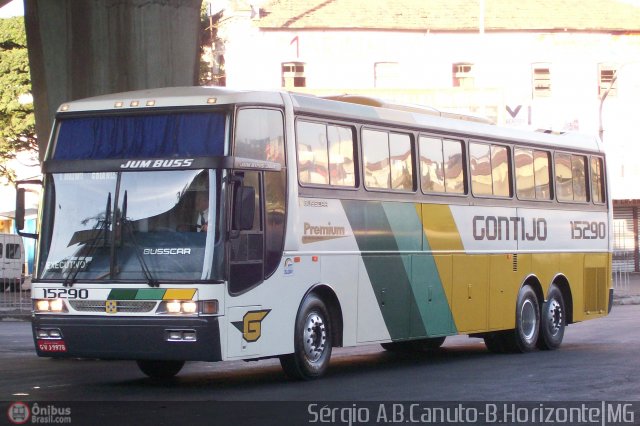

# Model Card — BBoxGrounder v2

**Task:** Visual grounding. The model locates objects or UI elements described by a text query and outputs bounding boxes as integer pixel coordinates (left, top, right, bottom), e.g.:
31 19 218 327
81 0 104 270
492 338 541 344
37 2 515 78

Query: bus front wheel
280 294 333 380
136 360 185 379
537 284 566 350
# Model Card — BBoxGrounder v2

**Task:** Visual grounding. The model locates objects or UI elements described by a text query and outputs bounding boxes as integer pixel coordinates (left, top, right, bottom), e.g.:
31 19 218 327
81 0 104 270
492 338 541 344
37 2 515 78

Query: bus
16 87 612 380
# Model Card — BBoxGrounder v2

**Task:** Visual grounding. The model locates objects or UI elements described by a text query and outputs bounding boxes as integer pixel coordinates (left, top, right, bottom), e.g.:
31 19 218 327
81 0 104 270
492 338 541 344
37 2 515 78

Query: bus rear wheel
136 360 185 379
485 286 540 353
280 294 332 380
511 285 540 352
537 284 566 350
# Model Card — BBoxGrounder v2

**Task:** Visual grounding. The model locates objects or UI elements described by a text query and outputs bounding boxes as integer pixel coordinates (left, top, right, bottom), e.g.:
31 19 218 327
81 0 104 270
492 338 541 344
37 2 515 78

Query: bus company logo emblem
105 300 118 314
232 310 271 342
7 402 30 425
120 158 194 169
302 222 347 244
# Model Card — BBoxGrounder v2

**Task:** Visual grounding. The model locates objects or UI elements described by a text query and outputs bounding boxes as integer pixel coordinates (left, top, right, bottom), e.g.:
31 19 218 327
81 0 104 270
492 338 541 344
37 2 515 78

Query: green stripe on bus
342 199 457 340
341 199 427 340
383 202 456 337
135 289 166 300
107 289 139 300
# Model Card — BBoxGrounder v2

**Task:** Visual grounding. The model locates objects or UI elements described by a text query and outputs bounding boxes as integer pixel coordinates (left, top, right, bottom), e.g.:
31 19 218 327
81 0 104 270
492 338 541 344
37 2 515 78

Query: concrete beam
24 0 203 161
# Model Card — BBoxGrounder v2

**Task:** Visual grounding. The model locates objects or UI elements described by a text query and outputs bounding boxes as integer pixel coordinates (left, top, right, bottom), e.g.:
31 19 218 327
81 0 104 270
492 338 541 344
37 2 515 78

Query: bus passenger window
470 143 492 195
571 155 587 202
297 121 329 185
420 137 445 193
515 148 535 199
363 129 391 189
471 142 511 197
555 153 574 201
491 145 510 197
363 129 413 191
296 121 356 187
516 148 551 200
534 150 551 199
327 125 356 187
389 133 413 191
444 140 465 194
591 157 605 204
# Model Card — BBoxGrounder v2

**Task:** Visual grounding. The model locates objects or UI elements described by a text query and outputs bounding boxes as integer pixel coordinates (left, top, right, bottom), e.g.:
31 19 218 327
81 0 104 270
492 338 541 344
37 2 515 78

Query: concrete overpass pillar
24 0 202 160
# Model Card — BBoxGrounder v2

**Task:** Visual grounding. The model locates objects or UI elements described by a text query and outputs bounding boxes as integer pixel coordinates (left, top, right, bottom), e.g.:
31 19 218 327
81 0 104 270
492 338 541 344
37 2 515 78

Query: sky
0 0 23 18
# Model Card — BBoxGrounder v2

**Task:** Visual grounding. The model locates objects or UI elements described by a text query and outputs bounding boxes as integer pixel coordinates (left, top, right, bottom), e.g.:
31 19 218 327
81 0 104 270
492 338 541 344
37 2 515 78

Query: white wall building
215 0 640 270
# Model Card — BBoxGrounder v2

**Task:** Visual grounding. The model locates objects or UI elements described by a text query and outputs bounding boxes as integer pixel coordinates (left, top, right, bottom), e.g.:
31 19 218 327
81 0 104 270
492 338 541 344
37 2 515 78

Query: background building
214 0 640 271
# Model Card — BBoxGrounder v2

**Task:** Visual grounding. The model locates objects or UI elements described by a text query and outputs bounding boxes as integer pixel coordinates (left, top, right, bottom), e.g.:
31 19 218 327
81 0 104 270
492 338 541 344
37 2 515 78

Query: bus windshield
39 169 220 283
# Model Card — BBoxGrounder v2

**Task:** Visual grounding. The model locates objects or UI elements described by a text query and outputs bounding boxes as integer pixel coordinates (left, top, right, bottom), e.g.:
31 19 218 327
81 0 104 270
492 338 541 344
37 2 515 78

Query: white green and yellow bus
16 87 612 380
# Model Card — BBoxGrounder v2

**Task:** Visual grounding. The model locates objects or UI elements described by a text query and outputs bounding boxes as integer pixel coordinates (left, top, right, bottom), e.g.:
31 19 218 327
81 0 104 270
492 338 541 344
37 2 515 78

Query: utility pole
599 70 618 142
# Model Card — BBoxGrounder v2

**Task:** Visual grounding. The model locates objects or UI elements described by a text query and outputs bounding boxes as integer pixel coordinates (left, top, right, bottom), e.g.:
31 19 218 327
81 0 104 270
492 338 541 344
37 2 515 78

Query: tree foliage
0 16 36 184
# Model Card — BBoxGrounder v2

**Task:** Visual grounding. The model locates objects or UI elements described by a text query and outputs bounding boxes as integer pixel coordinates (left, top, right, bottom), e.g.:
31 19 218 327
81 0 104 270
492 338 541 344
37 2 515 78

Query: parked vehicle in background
0 233 25 291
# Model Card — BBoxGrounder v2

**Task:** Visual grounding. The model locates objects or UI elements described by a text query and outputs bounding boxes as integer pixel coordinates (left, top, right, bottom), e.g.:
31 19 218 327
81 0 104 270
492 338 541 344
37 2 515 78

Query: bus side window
555 153 587 202
516 148 551 200
515 148 535 199
235 108 285 166
470 142 492 196
362 129 413 191
533 150 551 200
571 155 587 202
591 157 606 204
555 153 574 201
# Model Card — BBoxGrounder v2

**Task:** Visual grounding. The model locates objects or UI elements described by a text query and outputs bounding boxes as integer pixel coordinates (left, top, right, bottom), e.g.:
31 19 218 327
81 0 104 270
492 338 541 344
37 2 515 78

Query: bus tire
136 360 185 379
280 294 332 380
537 284 566 350
511 285 541 353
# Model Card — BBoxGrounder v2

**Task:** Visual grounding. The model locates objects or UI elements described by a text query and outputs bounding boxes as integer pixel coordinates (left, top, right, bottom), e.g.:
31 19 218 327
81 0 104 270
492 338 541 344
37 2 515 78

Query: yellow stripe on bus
420 204 464 252
163 289 197 300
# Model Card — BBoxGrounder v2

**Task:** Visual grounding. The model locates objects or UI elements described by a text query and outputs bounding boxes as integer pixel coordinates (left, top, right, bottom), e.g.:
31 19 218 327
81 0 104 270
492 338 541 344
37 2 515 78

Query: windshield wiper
120 191 158 287
63 193 111 287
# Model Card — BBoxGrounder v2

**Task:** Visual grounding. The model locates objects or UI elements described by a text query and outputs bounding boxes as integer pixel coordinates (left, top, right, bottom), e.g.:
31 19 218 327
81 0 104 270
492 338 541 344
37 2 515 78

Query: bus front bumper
32 315 222 362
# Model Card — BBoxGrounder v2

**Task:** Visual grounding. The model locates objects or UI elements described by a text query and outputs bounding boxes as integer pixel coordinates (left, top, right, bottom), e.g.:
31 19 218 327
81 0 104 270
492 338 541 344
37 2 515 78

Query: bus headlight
156 300 218 315
166 300 182 313
34 299 68 313
181 301 197 314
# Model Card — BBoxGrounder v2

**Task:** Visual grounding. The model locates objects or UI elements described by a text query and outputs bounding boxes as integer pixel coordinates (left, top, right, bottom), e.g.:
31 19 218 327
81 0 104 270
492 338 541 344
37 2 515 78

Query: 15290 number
42 288 89 299
570 221 606 240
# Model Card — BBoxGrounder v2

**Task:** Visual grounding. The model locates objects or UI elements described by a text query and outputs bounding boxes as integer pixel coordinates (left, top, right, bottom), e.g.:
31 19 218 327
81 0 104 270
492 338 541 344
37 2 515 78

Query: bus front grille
69 300 157 313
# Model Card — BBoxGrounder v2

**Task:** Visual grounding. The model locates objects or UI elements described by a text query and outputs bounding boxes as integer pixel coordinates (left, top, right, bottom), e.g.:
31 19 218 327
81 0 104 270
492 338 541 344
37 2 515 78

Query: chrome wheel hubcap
303 313 326 362
520 299 537 341
546 299 563 336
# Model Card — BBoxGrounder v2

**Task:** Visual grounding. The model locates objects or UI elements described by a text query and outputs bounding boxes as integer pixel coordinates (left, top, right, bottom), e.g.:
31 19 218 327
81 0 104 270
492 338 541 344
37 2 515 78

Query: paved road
1 305 639 403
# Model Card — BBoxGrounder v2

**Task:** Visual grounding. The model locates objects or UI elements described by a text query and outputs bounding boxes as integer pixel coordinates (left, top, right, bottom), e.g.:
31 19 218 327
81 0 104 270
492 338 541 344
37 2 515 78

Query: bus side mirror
233 185 255 232
15 180 41 239
15 188 26 231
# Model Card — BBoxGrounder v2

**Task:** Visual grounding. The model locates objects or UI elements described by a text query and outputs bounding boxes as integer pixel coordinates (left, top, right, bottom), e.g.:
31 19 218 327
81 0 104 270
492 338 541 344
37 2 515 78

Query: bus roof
57 86 603 154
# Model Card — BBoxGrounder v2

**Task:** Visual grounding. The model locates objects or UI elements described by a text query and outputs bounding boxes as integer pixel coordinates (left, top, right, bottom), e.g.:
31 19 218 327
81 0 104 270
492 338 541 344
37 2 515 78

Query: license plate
37 340 67 352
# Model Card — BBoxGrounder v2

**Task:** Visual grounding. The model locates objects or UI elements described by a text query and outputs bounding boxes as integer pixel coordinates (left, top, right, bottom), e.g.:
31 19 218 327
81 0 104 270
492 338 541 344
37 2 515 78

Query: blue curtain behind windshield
53 113 225 160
